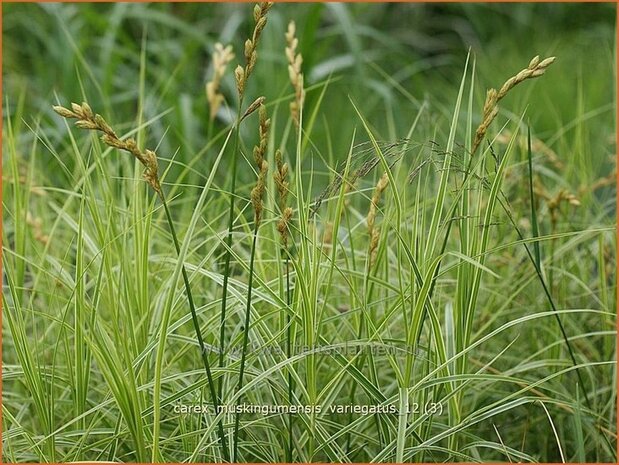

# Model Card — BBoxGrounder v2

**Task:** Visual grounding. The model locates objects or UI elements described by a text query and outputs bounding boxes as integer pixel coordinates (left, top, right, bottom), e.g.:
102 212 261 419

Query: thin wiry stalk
233 224 259 462
218 94 264 408
274 146 294 461
527 125 542 268
232 102 269 461
160 192 230 462
285 255 294 463
218 0 273 406
218 100 243 403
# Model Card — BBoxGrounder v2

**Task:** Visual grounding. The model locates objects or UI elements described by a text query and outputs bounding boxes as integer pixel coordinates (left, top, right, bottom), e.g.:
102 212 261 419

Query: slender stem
285 255 294 462
218 101 244 403
346 265 373 455
233 224 259 462
160 192 230 462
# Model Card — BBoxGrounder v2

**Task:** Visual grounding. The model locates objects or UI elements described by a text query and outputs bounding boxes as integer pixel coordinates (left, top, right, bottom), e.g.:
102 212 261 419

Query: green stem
285 255 294 462
233 222 259 462
160 192 230 462
218 101 244 403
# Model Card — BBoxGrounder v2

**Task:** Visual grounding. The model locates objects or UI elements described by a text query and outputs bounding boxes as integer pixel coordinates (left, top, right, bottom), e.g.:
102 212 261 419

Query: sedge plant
4 4 614 462
233 103 270 461
51 102 230 461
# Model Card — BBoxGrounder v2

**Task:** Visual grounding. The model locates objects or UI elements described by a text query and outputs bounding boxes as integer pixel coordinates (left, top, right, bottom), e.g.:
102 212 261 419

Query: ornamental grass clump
52 102 230 461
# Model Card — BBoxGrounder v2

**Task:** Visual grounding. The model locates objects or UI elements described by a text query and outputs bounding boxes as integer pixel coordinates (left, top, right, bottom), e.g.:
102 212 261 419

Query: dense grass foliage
3 3 616 463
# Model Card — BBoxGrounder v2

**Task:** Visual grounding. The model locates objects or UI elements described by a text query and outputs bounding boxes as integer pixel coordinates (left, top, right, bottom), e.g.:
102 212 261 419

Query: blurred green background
3 2 616 194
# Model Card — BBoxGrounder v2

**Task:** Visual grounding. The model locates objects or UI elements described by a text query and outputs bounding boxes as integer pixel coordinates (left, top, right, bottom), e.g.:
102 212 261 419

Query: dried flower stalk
53 102 161 196
472 55 556 156
234 99 272 462
251 104 270 225
235 2 273 99
274 149 293 250
285 21 305 128
219 4 273 422
206 43 235 121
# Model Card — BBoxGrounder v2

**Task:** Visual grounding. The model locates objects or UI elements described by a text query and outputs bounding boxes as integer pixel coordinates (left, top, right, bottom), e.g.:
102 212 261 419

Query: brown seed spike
249 104 270 227
241 96 266 122
471 55 556 157
53 101 162 197
237 1 273 93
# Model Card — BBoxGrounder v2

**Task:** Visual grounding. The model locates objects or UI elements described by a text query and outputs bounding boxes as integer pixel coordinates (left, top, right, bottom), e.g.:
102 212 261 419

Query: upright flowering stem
285 21 305 129
283 20 304 457
274 149 294 461
218 1 273 406
218 100 243 404
233 104 270 461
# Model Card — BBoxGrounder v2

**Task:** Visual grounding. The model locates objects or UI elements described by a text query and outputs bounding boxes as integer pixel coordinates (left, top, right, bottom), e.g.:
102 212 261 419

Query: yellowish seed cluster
472 55 555 156
206 43 235 121
250 104 270 226
285 21 304 128
235 2 273 99
53 102 161 196
367 173 389 267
